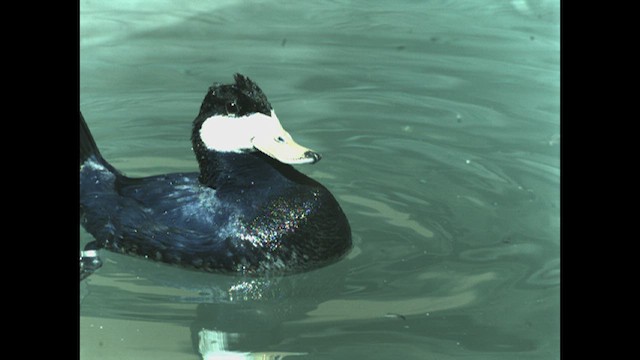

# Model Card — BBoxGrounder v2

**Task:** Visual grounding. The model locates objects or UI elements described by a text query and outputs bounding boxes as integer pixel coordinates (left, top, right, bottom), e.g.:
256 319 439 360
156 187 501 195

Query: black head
191 74 322 187
198 73 272 119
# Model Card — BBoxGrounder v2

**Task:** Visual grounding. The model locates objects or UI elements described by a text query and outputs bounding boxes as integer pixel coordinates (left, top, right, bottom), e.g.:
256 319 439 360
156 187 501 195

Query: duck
80 73 351 279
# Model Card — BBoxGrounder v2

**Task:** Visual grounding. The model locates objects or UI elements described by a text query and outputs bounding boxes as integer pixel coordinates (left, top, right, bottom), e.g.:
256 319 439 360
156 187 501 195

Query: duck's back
81 164 223 255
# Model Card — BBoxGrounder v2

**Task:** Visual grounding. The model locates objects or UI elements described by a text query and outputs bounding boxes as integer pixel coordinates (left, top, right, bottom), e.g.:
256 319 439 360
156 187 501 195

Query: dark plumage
80 74 351 278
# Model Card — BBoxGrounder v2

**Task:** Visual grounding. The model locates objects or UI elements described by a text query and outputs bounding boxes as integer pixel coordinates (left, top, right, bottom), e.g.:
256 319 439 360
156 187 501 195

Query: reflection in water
196 329 306 359
81 248 520 358
81 249 349 358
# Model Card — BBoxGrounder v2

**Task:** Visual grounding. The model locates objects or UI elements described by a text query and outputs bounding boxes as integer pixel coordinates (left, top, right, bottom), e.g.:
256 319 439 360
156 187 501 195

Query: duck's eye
275 136 285 144
226 101 238 115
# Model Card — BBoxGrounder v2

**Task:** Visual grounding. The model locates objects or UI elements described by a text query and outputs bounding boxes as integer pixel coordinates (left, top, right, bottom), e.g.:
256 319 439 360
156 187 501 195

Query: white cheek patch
199 111 285 153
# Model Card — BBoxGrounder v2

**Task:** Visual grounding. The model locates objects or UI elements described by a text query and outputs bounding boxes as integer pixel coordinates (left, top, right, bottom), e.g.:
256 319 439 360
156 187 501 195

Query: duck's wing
114 173 233 231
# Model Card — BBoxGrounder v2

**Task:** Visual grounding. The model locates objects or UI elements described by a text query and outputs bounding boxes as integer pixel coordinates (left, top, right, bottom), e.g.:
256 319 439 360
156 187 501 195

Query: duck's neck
196 150 319 190
196 151 262 188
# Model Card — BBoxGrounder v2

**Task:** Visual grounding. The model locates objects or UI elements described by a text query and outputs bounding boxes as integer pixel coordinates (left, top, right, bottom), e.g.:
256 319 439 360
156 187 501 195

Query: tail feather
80 112 102 165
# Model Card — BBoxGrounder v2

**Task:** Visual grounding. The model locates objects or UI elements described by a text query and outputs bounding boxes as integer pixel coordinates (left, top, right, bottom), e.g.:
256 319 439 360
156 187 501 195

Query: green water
80 0 560 359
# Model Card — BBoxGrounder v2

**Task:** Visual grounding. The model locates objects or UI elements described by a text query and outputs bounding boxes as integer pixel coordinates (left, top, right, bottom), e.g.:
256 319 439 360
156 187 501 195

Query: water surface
80 0 560 359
